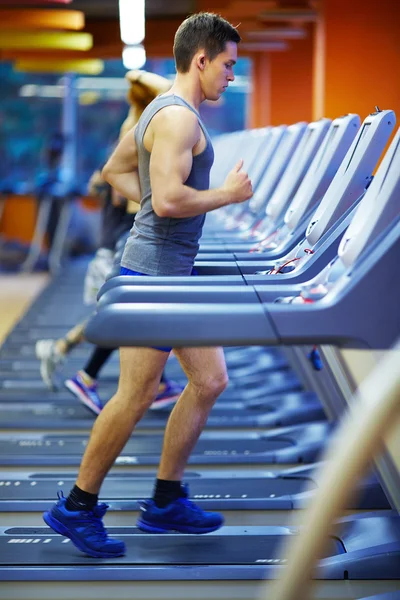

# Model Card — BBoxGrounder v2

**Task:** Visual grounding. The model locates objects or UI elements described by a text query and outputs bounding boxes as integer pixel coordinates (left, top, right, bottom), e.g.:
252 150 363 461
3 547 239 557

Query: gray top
121 94 214 276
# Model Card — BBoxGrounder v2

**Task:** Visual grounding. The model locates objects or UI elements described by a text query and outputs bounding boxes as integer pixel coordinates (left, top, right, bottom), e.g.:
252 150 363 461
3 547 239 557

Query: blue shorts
119 266 176 352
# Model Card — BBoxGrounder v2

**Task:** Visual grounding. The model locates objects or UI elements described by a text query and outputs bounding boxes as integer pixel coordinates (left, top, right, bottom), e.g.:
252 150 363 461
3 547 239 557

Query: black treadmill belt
0 436 286 456
0 345 92 359
0 369 299 389
0 396 325 430
0 528 343 565
0 475 314 501
0 397 324 430
0 372 302 404
0 347 284 373
0 407 268 430
0 422 329 465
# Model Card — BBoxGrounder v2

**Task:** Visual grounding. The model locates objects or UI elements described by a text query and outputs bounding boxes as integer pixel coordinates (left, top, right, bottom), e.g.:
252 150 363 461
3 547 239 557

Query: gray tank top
121 94 214 276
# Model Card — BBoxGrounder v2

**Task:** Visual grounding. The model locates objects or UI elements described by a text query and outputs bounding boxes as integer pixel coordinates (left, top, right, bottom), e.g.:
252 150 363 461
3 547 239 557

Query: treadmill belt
0 474 314 501
0 425 328 465
0 527 343 565
0 471 389 511
0 371 303 404
0 393 325 430
0 359 283 377
0 435 285 455
0 369 300 390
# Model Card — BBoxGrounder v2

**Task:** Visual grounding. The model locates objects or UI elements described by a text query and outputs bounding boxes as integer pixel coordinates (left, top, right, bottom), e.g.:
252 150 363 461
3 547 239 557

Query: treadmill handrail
97 285 260 308
86 220 400 350
85 302 280 348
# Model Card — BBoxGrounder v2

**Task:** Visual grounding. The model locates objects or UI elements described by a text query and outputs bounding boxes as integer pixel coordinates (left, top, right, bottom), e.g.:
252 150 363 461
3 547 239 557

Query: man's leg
158 346 228 481
43 346 169 557
76 346 169 493
137 347 228 535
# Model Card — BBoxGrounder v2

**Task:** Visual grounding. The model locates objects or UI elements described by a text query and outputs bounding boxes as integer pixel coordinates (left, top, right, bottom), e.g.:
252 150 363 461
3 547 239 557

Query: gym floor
0 273 48 345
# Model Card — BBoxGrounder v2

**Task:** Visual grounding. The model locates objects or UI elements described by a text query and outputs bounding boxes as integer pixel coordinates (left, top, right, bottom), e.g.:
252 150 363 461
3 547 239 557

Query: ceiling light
119 0 145 45
122 45 146 69
14 59 103 75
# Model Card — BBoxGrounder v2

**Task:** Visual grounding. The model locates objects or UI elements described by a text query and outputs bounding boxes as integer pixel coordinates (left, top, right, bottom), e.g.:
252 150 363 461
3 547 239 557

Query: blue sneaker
150 379 184 411
43 492 125 558
65 371 103 416
136 484 224 534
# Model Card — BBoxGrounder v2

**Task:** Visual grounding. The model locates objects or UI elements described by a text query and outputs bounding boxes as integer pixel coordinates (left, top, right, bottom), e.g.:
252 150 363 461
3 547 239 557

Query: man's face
202 41 237 101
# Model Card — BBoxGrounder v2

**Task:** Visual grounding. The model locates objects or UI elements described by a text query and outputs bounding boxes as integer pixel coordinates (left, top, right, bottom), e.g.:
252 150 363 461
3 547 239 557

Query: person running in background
35 69 183 415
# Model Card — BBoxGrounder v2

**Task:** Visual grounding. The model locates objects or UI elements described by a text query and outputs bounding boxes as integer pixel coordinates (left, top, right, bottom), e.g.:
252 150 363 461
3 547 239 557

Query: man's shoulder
154 102 198 124
152 104 199 140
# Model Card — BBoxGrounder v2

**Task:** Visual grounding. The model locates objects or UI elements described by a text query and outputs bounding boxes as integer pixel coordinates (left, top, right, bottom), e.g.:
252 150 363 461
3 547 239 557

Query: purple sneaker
150 379 184 410
65 372 103 416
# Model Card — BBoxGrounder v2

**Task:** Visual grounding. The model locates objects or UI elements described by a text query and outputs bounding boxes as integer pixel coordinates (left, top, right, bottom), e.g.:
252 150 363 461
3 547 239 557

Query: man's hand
87 170 105 196
222 159 253 204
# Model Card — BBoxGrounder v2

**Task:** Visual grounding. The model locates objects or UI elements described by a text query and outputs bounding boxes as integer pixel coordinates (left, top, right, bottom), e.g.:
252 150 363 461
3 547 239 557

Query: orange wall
248 25 314 128
248 53 271 128
269 25 314 126
318 0 400 122
0 195 37 244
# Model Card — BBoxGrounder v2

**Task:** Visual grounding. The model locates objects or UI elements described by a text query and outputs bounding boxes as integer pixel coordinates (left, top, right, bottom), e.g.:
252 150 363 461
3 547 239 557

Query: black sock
152 478 183 508
65 484 98 512
83 347 114 380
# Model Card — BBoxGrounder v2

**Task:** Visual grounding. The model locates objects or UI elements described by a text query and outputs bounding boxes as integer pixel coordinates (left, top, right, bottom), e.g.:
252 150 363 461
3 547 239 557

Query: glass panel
0 56 251 193
0 62 62 194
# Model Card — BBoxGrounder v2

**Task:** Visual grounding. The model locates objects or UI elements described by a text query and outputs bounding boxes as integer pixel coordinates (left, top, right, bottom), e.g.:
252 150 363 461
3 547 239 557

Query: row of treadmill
0 107 399 600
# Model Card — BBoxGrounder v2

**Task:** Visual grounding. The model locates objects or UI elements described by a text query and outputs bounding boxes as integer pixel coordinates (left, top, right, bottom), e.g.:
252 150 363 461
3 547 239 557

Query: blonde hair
119 70 171 140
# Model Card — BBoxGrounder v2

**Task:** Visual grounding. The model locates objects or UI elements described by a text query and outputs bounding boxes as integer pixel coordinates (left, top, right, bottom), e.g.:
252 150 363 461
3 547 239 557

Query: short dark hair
173 12 241 74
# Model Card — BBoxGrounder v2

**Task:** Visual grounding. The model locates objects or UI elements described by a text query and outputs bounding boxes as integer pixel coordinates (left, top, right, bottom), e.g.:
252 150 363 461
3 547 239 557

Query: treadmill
6 145 398 527
206 122 306 239
200 117 332 250
1 176 398 600
0 353 386 528
194 109 396 279
198 113 360 256
210 118 331 242
198 108 389 254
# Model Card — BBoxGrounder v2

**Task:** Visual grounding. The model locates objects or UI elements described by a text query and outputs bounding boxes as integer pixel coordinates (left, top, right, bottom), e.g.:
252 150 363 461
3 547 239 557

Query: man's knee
116 381 158 419
191 371 229 399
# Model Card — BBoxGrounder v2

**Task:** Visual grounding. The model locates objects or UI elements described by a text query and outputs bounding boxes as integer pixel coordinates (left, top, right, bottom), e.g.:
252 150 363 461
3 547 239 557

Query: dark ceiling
0 0 197 19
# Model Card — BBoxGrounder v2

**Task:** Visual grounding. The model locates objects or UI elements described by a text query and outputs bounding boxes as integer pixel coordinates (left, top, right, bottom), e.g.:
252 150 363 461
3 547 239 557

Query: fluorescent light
76 77 129 90
246 27 307 40
119 0 145 45
240 41 289 51
19 84 38 97
122 45 146 69
19 84 65 98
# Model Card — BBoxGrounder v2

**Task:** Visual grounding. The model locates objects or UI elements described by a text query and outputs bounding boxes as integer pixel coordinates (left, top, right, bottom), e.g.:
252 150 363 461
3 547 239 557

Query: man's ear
196 52 207 71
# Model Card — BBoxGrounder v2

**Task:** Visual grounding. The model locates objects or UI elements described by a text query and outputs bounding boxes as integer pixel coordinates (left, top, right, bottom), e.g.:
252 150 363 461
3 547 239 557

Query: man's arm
150 106 252 219
102 126 141 204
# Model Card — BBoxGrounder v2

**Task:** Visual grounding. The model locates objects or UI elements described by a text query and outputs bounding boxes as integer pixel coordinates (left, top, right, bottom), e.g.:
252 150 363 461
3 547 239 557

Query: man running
43 12 252 558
